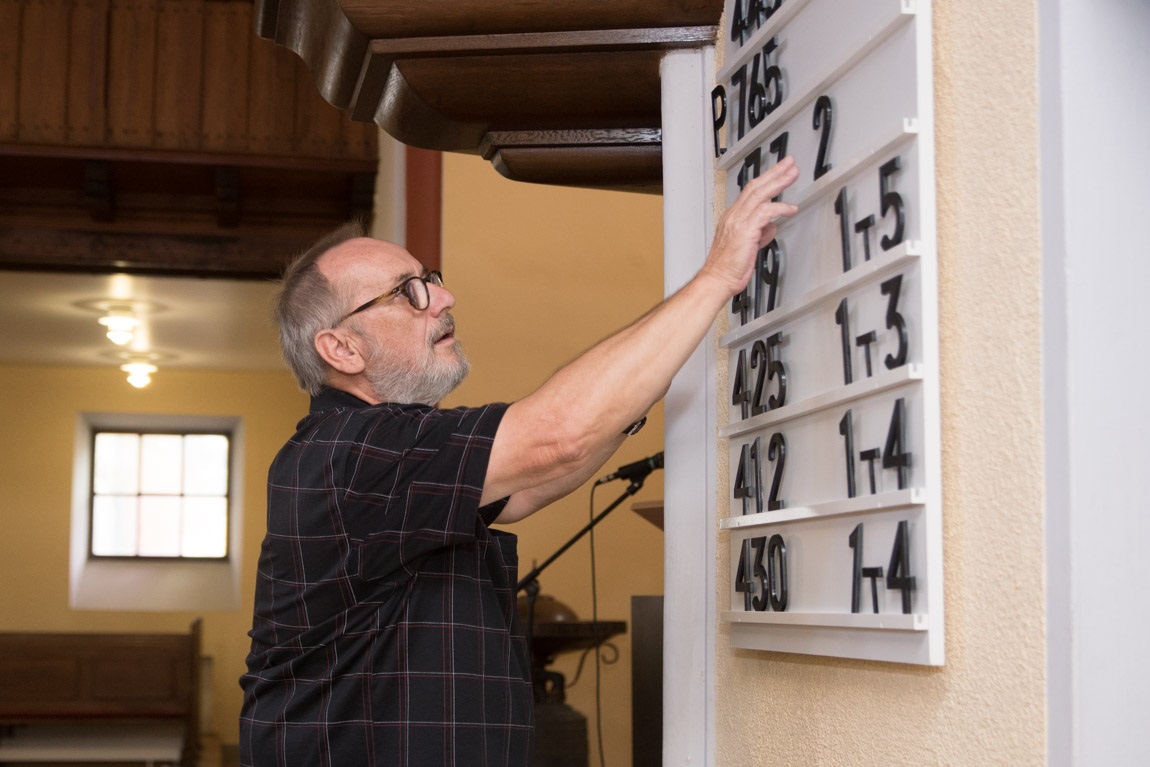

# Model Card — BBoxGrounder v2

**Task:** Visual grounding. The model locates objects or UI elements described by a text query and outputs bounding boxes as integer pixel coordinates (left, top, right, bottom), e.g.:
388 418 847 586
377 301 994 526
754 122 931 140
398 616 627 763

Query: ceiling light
98 310 140 345
121 361 157 388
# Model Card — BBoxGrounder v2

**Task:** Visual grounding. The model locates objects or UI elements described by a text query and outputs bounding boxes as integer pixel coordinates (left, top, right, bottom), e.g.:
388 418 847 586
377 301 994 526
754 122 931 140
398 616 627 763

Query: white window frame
70 412 244 611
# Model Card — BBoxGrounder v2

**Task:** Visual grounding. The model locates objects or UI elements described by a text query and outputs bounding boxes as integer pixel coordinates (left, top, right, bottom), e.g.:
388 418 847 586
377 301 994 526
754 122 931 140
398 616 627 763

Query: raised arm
483 157 800 517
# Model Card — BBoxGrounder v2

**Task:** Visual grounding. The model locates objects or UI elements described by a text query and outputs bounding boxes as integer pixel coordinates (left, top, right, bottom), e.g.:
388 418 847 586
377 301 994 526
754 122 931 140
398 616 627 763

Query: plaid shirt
240 388 533 766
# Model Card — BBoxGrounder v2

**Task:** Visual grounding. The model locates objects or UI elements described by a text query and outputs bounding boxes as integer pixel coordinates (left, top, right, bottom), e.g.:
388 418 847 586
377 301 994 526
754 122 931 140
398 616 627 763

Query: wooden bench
0 619 201 766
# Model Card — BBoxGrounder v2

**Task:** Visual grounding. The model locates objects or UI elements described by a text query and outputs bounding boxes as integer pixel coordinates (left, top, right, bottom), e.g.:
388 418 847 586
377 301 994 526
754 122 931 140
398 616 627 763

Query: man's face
320 238 469 405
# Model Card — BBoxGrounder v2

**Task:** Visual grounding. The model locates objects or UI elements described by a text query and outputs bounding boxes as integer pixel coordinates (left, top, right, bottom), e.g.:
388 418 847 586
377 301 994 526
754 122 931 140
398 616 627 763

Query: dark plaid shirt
240 388 533 766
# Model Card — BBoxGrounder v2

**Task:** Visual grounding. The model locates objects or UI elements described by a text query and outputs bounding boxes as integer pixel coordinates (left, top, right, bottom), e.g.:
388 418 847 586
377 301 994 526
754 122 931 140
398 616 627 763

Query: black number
881 274 908 369
765 332 786 410
812 95 833 180
767 131 789 201
731 286 751 327
732 437 763 515
731 348 750 419
749 339 768 416
766 534 788 610
834 297 853 385
839 409 857 498
729 65 749 141
756 37 784 122
730 0 784 46
736 533 788 612
848 523 865 613
735 538 754 610
737 146 762 190
834 187 851 272
756 240 781 315
886 520 916 614
749 536 769 611
879 156 905 250
766 431 786 511
883 398 910 489
711 86 727 158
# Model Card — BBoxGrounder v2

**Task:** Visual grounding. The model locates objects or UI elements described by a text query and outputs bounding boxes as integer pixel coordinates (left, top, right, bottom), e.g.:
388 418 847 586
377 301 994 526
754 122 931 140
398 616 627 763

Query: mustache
429 314 456 345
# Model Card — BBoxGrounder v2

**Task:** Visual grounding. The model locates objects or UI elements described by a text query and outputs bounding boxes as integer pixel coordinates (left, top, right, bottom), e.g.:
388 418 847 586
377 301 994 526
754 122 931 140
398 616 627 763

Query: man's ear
314 328 367 376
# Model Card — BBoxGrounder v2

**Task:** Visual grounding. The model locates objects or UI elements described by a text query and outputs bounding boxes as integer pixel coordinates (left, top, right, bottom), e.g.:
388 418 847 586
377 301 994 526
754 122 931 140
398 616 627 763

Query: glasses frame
335 270 443 326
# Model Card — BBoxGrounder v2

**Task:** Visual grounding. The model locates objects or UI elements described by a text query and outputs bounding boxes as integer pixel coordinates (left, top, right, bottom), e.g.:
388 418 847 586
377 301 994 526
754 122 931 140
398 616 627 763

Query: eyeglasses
335 270 444 325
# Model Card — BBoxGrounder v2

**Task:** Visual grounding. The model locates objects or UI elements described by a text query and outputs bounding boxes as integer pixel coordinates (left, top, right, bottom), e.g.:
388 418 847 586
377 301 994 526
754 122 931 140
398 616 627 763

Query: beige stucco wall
714 2 1047 764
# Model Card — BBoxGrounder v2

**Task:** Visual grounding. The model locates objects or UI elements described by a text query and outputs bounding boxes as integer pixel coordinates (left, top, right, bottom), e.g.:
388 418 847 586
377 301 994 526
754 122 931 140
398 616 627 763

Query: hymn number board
712 0 942 665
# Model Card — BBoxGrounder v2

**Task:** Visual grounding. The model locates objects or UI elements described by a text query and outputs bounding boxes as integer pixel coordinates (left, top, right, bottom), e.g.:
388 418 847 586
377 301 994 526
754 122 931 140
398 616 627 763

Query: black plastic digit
730 65 748 141
881 274 908 369
766 431 785 510
834 297 853 385
761 37 783 116
749 339 768 416
750 536 769 611
849 523 863 613
882 397 910 489
731 348 750 420
838 410 857 498
767 534 788 611
886 520 916 614
735 538 754 610
767 132 789 202
756 240 781 316
879 156 905 250
766 332 786 409
812 94 833 180
737 146 762 191
834 187 851 272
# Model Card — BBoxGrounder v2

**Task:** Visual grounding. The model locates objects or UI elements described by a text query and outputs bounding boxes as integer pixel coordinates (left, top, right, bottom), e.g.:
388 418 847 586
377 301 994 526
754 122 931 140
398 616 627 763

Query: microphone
595 451 664 485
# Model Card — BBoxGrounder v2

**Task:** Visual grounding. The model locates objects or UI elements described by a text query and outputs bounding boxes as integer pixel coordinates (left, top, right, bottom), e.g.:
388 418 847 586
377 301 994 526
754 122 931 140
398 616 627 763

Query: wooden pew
0 619 201 766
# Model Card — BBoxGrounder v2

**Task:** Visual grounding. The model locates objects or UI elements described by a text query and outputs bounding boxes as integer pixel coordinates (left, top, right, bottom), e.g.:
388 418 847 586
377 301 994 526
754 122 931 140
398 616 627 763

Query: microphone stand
517 473 652 703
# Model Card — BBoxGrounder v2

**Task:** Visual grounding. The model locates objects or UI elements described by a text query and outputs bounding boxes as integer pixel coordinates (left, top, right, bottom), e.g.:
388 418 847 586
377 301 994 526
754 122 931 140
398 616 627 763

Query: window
71 413 244 611
91 431 230 559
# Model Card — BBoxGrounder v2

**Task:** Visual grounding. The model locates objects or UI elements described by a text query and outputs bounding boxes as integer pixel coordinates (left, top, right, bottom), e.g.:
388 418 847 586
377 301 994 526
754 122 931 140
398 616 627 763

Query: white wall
1042 1 1150 764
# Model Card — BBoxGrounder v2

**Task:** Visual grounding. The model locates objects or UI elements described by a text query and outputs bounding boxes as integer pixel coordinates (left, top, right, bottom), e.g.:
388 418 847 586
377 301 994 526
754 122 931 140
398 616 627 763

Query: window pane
92 495 138 556
93 433 139 495
140 435 183 494
182 497 228 558
138 496 181 556
184 435 228 496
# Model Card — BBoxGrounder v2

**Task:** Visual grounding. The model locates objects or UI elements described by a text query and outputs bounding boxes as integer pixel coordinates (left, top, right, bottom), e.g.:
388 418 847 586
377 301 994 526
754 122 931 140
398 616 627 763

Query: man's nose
428 282 455 315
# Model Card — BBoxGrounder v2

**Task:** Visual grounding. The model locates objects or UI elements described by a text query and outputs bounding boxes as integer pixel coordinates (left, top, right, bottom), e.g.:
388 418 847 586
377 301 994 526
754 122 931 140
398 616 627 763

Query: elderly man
239 157 799 766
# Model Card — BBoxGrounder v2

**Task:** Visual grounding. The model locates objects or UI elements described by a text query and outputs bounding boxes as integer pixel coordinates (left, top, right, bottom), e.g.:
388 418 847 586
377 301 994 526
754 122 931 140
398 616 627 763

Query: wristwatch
622 416 647 436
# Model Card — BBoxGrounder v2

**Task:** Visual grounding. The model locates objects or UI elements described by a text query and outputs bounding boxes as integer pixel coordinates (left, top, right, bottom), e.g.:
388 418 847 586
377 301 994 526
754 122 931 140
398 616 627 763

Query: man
240 157 799 765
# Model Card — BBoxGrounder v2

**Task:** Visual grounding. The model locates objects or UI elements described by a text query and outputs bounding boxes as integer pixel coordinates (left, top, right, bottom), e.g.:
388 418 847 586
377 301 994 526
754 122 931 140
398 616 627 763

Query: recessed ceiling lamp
98 309 140 345
121 359 158 388
104 350 172 390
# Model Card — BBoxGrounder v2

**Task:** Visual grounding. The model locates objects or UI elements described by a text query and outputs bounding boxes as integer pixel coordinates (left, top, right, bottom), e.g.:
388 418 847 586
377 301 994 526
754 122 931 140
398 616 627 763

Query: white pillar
660 47 718 767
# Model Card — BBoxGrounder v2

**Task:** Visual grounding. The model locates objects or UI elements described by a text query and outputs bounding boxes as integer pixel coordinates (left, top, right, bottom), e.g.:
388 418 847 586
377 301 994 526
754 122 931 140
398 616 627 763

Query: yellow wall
0 154 666 762
714 2 1047 764
441 153 667 767
0 364 308 741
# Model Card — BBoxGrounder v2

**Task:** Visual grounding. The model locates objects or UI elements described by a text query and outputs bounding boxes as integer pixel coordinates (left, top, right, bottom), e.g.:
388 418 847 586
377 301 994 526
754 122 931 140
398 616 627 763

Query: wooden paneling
67 0 110 145
18 0 71 144
0 0 379 278
201 0 252 154
106 0 158 147
154 0 204 150
0 1 23 140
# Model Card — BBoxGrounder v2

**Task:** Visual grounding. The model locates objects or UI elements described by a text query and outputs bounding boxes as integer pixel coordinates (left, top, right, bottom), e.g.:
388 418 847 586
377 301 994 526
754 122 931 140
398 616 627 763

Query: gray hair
274 219 367 395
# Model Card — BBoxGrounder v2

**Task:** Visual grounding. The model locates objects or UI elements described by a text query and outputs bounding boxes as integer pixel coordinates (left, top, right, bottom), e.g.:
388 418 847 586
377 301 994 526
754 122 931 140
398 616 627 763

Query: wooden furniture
254 0 724 193
0 619 202 766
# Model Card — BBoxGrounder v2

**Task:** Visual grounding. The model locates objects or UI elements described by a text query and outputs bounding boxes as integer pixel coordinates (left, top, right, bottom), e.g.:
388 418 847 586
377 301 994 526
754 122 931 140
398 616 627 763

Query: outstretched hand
703 157 800 295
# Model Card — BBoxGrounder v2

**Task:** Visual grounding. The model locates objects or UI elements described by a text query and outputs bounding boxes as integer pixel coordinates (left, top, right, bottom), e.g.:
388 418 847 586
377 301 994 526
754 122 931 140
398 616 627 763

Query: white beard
360 318 470 405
